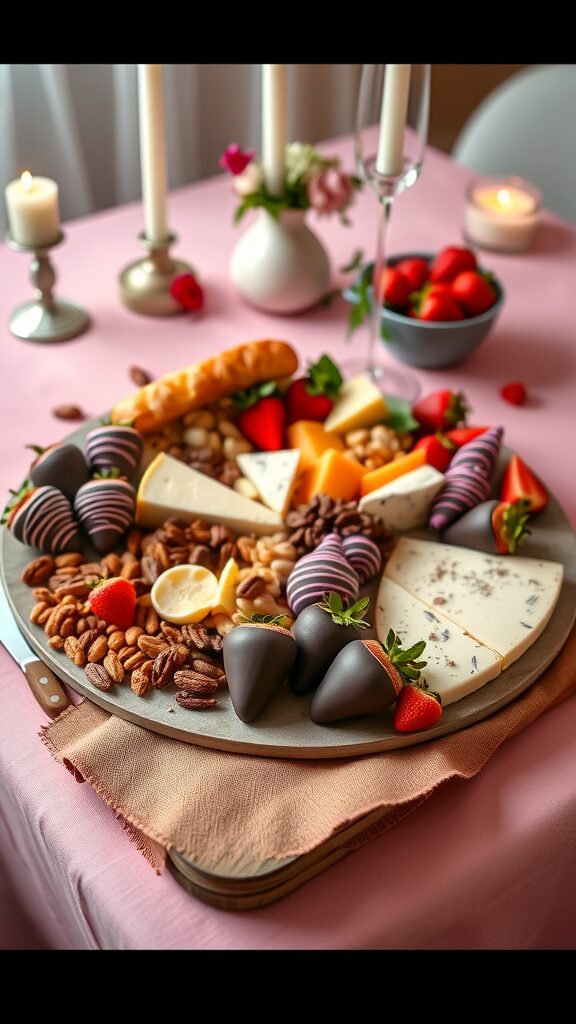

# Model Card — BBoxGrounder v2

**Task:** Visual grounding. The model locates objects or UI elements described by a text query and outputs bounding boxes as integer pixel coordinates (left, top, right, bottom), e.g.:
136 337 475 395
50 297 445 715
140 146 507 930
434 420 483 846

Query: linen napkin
41 628 576 876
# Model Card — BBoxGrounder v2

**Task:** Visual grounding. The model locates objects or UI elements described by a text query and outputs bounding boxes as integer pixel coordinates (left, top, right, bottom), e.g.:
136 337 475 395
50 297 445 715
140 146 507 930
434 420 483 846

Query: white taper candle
262 64 287 197
376 64 411 177
138 64 169 243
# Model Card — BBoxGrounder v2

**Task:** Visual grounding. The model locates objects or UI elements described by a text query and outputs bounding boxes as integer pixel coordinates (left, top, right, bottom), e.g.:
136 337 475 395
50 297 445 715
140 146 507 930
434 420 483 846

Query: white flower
233 162 264 197
285 142 328 187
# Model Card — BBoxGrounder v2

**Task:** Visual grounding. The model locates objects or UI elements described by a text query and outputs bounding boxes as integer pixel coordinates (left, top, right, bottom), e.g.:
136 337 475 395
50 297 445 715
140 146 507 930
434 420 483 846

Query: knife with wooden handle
0 582 70 719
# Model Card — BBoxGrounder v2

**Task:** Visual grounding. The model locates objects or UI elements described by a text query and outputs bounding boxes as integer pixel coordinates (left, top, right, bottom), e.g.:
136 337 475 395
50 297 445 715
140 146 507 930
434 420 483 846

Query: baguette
111 340 299 434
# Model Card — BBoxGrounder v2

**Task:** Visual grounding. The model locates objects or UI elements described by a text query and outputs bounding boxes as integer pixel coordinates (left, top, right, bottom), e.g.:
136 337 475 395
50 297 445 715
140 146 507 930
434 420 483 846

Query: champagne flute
342 64 430 400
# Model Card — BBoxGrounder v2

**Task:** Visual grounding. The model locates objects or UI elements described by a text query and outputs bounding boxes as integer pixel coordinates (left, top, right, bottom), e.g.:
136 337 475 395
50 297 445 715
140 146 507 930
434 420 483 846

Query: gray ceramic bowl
344 252 505 370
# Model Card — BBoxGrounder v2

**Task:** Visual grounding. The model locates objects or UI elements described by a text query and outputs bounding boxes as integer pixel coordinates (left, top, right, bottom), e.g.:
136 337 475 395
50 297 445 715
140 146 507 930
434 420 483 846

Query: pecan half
188 657 226 681
137 634 169 658
85 663 113 691
236 575 266 600
180 624 223 653
21 556 55 586
176 692 217 710
160 623 183 644
173 671 219 695
152 644 188 689
103 650 125 683
141 554 161 585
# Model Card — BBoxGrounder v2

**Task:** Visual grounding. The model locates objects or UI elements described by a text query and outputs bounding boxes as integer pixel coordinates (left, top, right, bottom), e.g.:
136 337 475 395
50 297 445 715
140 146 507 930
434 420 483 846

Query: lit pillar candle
262 64 287 197
4 172 60 248
376 64 411 177
138 64 169 243
465 177 541 253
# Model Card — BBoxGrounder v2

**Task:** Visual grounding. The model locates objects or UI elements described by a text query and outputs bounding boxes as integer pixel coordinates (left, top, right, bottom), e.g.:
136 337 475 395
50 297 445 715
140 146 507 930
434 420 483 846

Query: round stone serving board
2 422 575 759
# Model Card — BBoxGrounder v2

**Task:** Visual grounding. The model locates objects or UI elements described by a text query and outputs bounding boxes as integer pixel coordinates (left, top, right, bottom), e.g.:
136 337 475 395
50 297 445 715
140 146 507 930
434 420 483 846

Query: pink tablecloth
1 134 576 949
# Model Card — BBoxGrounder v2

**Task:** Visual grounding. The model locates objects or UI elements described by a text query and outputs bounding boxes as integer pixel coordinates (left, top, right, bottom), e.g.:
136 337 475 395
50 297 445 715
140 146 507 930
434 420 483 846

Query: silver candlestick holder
119 231 195 316
6 231 90 343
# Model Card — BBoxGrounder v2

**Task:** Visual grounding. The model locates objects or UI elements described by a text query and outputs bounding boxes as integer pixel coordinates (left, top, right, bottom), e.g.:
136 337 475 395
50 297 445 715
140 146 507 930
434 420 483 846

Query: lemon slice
211 557 240 616
151 565 218 625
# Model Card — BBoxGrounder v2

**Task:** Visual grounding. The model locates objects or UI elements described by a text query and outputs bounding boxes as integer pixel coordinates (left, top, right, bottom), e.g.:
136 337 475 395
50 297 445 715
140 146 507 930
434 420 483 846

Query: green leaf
319 289 341 308
317 592 371 629
340 249 365 274
382 395 419 434
306 355 344 399
232 381 278 409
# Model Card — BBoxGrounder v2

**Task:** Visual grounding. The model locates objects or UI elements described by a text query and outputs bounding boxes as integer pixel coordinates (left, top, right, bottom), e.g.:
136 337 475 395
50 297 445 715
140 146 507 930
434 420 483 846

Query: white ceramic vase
229 208 331 314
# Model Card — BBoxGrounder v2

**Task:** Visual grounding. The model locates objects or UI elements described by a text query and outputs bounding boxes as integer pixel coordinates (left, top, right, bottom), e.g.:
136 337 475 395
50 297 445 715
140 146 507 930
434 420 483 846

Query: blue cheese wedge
323 374 389 433
376 577 502 705
136 453 283 535
385 538 564 669
236 449 300 518
359 465 444 532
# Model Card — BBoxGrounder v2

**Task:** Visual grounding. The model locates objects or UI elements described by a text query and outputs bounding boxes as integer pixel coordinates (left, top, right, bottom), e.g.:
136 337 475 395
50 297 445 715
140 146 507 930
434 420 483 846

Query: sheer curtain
0 64 362 231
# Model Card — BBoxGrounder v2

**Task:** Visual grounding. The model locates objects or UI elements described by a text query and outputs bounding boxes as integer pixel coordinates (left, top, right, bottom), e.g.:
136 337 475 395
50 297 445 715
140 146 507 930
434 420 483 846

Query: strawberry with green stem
442 498 531 555
285 355 343 426
234 381 286 451
501 454 548 513
88 577 137 630
310 628 427 724
412 390 469 434
290 592 371 695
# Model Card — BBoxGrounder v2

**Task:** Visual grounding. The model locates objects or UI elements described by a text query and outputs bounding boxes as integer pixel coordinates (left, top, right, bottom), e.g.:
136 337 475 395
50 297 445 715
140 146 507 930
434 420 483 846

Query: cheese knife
0 582 70 719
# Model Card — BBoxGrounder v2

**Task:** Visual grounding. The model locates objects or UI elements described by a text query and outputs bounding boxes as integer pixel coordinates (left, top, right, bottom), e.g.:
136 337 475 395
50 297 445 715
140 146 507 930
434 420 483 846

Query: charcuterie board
2 419 575 760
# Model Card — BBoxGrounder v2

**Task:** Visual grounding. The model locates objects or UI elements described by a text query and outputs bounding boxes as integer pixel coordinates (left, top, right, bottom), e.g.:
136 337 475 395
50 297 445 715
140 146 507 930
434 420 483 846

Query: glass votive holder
464 175 541 254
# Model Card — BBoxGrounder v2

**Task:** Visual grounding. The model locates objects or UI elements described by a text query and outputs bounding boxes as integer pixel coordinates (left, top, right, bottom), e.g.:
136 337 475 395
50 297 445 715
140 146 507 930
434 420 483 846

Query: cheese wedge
323 375 388 434
136 453 283 535
359 464 444 531
385 538 563 669
376 577 502 706
236 449 300 518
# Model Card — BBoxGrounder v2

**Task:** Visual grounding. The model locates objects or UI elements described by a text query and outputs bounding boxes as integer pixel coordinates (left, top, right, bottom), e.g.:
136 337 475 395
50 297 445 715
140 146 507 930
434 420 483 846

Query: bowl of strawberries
345 246 504 370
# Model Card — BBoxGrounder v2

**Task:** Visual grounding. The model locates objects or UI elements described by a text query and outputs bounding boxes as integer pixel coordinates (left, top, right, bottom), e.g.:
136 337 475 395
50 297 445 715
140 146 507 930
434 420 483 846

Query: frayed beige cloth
41 630 576 875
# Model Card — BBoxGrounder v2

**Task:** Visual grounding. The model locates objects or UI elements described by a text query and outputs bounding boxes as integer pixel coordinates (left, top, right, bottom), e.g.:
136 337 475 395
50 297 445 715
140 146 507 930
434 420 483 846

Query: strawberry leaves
305 355 343 400
382 628 427 681
317 592 370 629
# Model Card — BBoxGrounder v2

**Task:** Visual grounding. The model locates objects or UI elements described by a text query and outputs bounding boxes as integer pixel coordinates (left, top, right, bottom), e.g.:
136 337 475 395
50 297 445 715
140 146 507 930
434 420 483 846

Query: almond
125 625 144 646
131 660 153 697
103 651 125 683
107 630 126 652
52 404 86 421
87 635 108 663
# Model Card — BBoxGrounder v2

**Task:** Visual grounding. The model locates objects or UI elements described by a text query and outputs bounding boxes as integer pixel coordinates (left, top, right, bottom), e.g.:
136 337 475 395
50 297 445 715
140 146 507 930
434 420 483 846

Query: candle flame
21 171 33 192
497 188 511 208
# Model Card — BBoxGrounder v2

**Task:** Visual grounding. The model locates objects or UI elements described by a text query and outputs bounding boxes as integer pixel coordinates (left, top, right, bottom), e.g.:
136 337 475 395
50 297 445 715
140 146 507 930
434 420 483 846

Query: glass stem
367 194 394 377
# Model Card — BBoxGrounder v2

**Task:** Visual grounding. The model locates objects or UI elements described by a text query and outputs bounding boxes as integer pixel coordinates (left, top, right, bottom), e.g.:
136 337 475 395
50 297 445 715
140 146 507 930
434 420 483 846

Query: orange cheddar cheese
293 449 367 505
286 420 344 473
360 448 426 498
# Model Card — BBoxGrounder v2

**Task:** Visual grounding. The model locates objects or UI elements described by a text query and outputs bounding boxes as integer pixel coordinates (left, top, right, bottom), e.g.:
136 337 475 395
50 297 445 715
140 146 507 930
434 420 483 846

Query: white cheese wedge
136 453 283 535
385 538 564 669
236 449 300 518
376 577 502 706
359 465 445 532
323 374 389 434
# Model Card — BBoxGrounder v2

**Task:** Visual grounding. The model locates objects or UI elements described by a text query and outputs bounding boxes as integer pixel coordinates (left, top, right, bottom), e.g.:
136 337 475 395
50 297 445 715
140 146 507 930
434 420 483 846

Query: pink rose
219 143 256 176
308 168 353 215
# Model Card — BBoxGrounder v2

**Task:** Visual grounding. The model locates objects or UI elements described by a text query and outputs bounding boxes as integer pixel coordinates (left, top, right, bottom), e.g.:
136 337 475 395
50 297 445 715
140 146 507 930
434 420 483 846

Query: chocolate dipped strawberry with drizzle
429 426 503 531
4 485 81 553
85 425 144 483
74 474 135 554
286 534 360 617
311 629 427 725
223 615 297 723
28 443 89 500
290 592 371 696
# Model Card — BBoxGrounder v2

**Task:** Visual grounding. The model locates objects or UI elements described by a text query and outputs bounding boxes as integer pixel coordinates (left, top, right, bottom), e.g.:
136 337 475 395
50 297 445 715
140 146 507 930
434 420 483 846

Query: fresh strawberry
395 257 429 291
377 266 412 308
501 454 549 513
451 271 496 316
412 390 468 433
430 246 477 284
285 355 343 426
414 433 455 472
235 382 286 451
418 293 464 321
88 577 137 631
500 382 527 406
394 682 442 733
444 425 489 448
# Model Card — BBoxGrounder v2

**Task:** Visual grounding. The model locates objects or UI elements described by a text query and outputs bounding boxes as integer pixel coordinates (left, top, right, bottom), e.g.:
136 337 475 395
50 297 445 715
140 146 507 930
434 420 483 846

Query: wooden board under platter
2 420 575 759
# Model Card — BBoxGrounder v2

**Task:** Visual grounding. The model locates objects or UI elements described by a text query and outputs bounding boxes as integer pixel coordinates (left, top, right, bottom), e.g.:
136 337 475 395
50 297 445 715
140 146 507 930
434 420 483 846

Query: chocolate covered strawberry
310 629 427 725
28 443 89 500
394 682 442 733
290 593 370 696
341 535 382 585
4 485 81 553
501 454 548 513
285 354 343 426
429 426 503 531
223 616 297 723
286 534 359 617
235 382 286 451
74 477 135 554
442 498 531 555
85 425 144 482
